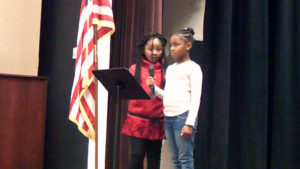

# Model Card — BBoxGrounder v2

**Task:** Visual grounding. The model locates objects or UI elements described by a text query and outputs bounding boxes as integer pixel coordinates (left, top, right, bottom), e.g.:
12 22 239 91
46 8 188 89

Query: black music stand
93 68 150 169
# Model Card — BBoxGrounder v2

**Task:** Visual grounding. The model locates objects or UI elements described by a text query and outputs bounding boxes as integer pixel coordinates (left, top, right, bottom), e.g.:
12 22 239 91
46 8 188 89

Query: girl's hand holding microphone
146 76 156 86
147 75 193 138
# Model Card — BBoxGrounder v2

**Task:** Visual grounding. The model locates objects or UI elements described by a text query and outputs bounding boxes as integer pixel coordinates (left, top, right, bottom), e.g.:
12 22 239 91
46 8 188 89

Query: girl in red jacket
121 33 167 169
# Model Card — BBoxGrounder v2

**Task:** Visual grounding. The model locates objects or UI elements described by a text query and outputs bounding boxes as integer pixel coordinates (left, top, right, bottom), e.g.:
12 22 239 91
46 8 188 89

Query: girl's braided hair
134 33 167 87
175 27 195 44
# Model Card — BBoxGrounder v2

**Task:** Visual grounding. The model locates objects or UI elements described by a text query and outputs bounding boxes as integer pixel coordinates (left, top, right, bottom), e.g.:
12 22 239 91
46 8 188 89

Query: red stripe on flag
92 14 114 22
97 27 113 40
80 94 95 126
93 0 111 7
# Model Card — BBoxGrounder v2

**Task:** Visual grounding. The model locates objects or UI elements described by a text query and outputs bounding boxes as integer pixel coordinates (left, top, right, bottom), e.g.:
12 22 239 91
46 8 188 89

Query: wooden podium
0 73 48 169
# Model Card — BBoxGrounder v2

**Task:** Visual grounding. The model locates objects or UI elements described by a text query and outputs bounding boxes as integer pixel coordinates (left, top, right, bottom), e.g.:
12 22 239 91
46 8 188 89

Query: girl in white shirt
147 28 203 169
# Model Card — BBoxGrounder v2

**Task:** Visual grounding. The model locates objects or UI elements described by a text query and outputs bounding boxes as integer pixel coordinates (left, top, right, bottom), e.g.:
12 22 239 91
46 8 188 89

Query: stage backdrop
0 0 42 76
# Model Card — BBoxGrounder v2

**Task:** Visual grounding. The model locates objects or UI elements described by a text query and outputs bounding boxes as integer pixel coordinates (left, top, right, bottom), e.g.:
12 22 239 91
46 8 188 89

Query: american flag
69 0 115 139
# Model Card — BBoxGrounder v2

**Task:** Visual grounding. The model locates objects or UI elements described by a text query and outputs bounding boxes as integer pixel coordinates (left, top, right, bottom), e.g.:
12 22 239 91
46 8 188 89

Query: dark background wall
39 1 88 169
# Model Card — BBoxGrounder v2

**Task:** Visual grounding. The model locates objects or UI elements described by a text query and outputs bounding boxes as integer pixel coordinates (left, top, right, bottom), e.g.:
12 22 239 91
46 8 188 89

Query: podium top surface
93 68 151 100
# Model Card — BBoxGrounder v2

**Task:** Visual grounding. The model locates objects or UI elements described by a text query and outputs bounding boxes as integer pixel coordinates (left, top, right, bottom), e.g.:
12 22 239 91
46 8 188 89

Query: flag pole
93 24 99 169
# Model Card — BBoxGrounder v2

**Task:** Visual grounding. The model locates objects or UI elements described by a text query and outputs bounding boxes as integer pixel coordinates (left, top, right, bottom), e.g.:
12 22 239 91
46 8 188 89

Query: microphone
148 65 155 98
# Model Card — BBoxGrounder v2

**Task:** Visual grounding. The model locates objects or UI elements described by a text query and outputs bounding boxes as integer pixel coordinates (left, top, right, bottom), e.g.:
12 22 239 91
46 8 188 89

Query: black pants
128 137 162 169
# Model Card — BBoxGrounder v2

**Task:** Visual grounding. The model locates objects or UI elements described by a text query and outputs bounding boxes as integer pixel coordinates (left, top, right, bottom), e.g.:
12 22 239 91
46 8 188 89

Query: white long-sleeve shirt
155 59 203 127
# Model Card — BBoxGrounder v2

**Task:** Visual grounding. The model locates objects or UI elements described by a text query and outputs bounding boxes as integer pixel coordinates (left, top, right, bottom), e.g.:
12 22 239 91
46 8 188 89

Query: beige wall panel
163 0 205 41
0 0 42 76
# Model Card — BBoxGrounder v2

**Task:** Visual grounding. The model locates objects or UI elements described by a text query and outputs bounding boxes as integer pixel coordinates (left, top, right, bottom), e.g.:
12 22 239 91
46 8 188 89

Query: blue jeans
164 111 196 169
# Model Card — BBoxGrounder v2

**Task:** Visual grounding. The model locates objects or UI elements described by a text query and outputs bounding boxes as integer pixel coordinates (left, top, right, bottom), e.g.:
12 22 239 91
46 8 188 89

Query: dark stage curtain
192 0 300 169
107 1 163 169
